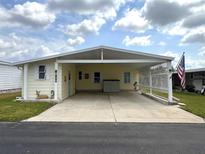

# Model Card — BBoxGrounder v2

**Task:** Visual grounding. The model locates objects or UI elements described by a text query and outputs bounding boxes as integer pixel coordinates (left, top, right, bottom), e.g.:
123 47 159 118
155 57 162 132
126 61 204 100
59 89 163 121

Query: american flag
176 53 186 89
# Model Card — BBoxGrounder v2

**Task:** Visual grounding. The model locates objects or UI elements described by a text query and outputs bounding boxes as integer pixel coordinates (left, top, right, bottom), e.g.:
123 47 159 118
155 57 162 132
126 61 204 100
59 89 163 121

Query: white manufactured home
14 46 174 103
0 61 22 92
173 68 205 91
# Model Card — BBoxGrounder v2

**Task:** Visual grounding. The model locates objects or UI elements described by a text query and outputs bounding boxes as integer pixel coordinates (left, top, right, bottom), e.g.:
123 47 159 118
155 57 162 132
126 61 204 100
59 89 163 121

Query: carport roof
14 45 174 65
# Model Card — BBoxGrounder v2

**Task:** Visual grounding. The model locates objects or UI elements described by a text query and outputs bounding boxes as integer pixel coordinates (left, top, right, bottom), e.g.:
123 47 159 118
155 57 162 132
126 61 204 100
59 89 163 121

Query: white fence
138 63 170 100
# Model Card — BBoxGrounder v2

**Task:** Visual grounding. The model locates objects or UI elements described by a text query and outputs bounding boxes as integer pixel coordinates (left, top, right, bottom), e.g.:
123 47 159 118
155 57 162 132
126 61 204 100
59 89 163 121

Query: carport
17 46 174 103
56 46 174 103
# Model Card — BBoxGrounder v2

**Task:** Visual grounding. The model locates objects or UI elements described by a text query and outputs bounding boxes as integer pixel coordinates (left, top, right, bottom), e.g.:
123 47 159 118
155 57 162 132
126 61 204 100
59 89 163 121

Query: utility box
103 79 120 92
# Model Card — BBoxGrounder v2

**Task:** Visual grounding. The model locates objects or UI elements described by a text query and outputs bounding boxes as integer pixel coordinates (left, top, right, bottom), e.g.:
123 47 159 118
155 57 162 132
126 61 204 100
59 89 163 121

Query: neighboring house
173 68 205 91
0 61 22 92
14 46 174 102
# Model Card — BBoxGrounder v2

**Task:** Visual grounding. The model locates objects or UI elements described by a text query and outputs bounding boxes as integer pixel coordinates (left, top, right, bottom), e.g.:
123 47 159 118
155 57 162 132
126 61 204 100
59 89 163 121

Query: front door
68 71 72 96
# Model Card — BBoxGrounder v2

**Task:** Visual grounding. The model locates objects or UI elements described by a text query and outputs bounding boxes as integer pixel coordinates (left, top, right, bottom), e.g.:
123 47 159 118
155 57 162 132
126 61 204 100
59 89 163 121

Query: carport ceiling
75 63 161 69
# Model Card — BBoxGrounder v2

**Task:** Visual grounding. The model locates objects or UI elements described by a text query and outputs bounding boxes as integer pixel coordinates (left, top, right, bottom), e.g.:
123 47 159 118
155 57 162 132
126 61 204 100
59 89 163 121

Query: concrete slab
27 92 115 122
110 92 204 123
25 91 204 123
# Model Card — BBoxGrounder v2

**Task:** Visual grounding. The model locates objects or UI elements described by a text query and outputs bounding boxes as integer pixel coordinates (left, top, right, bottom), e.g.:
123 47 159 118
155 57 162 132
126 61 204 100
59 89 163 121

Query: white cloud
113 8 149 33
181 28 205 44
48 0 128 15
162 22 188 36
0 2 55 28
0 0 131 29
168 0 203 6
96 7 117 20
0 39 13 48
0 51 6 57
67 36 85 46
11 2 55 28
0 6 9 22
185 56 205 69
61 0 134 37
141 0 205 46
0 33 73 62
48 0 132 21
38 45 59 56
189 1 205 13
182 13 205 28
161 51 179 67
145 0 205 45
48 0 112 13
64 16 106 36
55 0 132 37
161 50 205 69
142 0 190 26
122 35 152 46
198 46 205 56
158 41 166 46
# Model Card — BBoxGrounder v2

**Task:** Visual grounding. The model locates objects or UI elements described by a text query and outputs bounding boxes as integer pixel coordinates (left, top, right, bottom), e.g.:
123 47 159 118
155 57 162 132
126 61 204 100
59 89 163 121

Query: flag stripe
176 53 185 89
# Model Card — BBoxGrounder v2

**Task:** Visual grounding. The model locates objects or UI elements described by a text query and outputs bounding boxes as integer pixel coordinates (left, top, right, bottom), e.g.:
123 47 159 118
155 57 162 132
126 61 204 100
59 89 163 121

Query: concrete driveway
26 92 204 123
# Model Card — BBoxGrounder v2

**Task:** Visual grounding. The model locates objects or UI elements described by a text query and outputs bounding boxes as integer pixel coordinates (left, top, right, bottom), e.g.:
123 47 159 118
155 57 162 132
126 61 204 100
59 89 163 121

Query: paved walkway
25 92 204 123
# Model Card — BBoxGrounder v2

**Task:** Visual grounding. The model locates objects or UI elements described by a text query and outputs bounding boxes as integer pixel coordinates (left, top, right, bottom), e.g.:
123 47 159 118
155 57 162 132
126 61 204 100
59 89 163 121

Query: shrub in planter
186 85 195 92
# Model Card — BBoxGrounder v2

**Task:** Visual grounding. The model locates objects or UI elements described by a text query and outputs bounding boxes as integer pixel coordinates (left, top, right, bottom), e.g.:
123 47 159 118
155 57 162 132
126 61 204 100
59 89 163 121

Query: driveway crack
107 94 117 123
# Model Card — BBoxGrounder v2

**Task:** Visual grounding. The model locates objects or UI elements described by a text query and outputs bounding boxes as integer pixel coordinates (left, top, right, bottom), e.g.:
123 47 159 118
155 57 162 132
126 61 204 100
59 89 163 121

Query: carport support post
54 62 58 100
167 61 173 104
23 64 28 100
149 69 152 94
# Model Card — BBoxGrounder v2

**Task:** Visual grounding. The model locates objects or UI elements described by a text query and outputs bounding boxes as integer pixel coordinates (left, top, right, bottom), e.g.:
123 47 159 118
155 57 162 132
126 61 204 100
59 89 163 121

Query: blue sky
0 0 205 68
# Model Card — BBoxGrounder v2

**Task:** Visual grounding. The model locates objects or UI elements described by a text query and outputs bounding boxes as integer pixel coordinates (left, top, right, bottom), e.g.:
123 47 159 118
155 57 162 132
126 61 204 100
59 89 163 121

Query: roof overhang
57 59 167 64
13 45 174 66
0 61 12 66
174 68 205 74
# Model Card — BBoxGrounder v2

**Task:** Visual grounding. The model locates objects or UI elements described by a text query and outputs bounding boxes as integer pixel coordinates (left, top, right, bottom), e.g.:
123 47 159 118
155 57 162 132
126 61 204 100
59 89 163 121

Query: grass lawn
174 91 205 118
0 92 54 122
152 90 205 118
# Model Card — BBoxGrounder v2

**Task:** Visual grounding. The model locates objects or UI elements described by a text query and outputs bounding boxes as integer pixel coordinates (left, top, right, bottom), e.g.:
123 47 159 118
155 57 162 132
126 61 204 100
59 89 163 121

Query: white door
193 79 202 91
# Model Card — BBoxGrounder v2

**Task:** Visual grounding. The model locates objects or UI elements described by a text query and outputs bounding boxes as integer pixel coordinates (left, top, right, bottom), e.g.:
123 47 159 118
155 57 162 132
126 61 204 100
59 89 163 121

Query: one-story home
0 61 22 93
173 68 205 91
14 46 174 103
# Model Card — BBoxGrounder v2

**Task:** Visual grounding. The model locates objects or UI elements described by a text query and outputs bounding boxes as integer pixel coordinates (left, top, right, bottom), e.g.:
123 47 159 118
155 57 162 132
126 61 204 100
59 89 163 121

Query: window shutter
46 64 50 80
35 65 39 80
92 72 94 83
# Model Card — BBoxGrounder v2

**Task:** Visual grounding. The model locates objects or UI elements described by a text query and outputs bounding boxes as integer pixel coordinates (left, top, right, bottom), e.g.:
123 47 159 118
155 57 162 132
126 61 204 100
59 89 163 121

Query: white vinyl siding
0 64 22 91
26 60 55 99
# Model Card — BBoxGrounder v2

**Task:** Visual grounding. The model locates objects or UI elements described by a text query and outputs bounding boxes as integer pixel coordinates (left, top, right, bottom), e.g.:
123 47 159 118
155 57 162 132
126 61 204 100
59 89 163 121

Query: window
84 73 89 79
78 71 82 80
124 72 130 83
94 72 100 83
39 65 46 79
190 73 193 79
